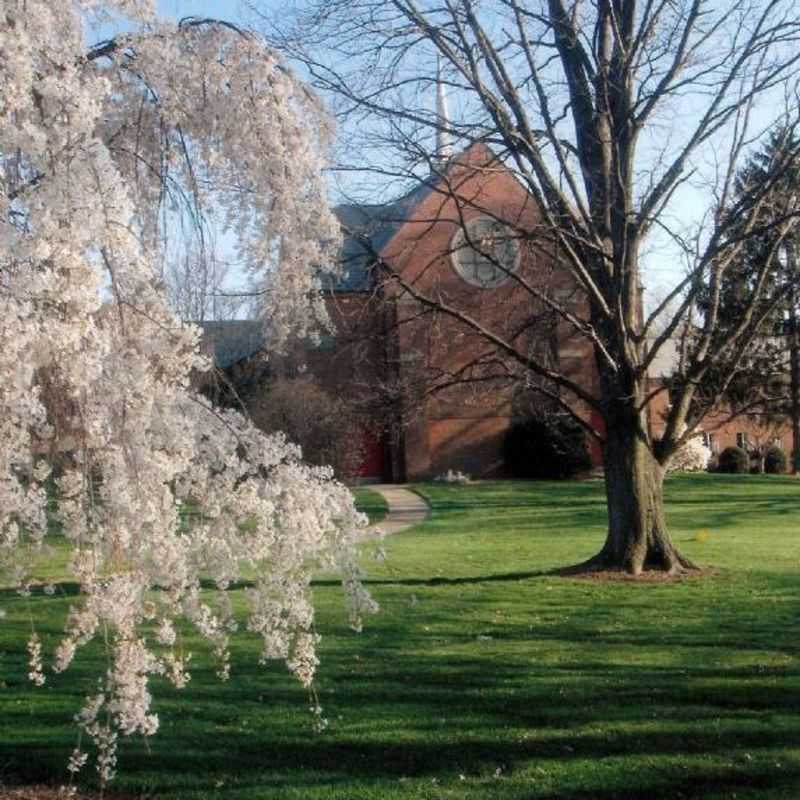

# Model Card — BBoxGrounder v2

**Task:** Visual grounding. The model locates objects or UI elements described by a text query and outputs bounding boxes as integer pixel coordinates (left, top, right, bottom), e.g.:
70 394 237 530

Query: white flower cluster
0 0 372 782
667 435 712 473
434 469 470 484
27 633 45 686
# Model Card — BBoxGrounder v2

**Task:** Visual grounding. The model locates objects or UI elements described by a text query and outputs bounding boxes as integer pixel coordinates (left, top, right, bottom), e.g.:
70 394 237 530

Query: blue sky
143 1 784 307
157 0 242 21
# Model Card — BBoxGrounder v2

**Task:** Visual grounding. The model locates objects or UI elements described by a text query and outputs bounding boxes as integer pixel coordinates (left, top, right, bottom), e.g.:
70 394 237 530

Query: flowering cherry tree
0 0 375 783
666 437 712 474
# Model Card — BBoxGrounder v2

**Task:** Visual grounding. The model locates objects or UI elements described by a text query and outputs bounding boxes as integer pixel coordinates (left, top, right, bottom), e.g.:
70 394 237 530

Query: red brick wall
379 145 599 478
647 379 792 462
307 145 602 480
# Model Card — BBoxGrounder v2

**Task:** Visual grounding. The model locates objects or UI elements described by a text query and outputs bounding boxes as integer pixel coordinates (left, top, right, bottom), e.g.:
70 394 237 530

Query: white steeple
435 55 453 170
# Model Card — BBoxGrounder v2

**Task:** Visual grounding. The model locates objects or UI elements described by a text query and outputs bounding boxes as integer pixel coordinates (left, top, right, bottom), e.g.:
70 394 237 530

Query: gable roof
327 143 525 293
646 337 682 379
647 333 790 380
329 181 436 293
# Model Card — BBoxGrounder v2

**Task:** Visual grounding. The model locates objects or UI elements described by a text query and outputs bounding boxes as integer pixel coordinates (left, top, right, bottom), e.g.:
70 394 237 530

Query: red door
358 429 385 480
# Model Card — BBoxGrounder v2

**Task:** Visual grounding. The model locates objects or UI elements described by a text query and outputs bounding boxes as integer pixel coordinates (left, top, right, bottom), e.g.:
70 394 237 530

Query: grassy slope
1 474 799 799
352 487 389 526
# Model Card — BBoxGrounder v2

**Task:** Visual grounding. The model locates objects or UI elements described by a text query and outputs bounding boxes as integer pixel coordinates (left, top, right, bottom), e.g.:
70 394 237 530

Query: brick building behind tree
305 142 602 480
200 143 793 481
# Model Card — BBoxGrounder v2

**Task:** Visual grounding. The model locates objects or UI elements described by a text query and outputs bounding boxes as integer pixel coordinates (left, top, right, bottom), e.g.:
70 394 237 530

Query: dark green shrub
717 445 749 474
765 445 787 474
504 412 591 479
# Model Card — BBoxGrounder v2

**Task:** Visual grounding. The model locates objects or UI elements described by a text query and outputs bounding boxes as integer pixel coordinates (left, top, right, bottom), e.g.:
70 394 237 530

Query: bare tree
255 0 800 575
164 246 252 322
162 248 255 322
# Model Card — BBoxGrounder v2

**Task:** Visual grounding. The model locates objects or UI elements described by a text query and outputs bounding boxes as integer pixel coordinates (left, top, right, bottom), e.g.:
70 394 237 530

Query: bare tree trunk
588 423 696 575
573 352 697 575
789 288 800 474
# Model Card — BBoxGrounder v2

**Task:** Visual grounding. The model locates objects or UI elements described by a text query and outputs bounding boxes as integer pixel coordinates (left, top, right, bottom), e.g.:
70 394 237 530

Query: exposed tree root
0 787 135 800
556 548 706 581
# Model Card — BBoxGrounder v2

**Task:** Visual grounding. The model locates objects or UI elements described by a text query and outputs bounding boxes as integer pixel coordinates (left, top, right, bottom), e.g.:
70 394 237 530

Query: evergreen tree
696 128 800 470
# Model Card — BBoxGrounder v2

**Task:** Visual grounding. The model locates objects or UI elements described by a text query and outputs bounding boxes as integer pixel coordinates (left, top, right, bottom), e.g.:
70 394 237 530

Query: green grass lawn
2 474 800 799
353 487 389 525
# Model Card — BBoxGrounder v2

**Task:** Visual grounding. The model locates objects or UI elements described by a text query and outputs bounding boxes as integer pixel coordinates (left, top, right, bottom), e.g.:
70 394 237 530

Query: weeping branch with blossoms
0 0 376 784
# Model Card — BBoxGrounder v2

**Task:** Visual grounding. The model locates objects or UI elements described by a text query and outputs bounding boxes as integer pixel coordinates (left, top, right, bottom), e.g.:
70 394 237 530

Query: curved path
370 484 430 535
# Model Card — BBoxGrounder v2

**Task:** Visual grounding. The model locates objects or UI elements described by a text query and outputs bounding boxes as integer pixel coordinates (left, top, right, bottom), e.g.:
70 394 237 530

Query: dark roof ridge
328 142 501 293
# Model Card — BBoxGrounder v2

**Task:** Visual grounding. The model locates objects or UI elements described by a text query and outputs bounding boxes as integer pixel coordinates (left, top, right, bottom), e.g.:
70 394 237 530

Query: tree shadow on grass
4 602 800 799
4 703 799 800
4 483 800 799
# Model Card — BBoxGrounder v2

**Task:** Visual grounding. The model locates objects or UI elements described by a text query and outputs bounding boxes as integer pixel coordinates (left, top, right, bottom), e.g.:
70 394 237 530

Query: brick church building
201 82 794 481
200 137 602 481
299 140 603 481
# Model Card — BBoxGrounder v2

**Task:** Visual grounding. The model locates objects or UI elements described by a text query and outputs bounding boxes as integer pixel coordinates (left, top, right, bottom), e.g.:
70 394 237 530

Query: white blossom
27 634 45 686
0 0 373 782
667 434 712 473
67 748 89 775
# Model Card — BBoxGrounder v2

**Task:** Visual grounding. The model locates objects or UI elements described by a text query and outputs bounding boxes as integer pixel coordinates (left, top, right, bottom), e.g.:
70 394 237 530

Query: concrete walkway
370 484 430 535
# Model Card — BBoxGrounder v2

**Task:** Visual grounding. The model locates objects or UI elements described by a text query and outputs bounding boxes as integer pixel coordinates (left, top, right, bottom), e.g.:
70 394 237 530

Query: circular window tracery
450 216 520 288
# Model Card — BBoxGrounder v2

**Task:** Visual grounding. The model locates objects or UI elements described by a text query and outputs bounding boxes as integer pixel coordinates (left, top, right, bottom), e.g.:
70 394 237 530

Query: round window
450 216 519 288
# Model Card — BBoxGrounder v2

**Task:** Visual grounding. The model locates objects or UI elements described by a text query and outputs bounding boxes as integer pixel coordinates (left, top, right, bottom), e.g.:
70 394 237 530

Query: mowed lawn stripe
1 473 799 799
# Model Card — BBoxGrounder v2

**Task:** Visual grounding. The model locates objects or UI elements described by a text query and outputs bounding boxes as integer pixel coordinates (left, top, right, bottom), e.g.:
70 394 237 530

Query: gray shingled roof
198 320 267 368
198 181 436 368
327 181 435 293
646 334 789 379
647 337 681 378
